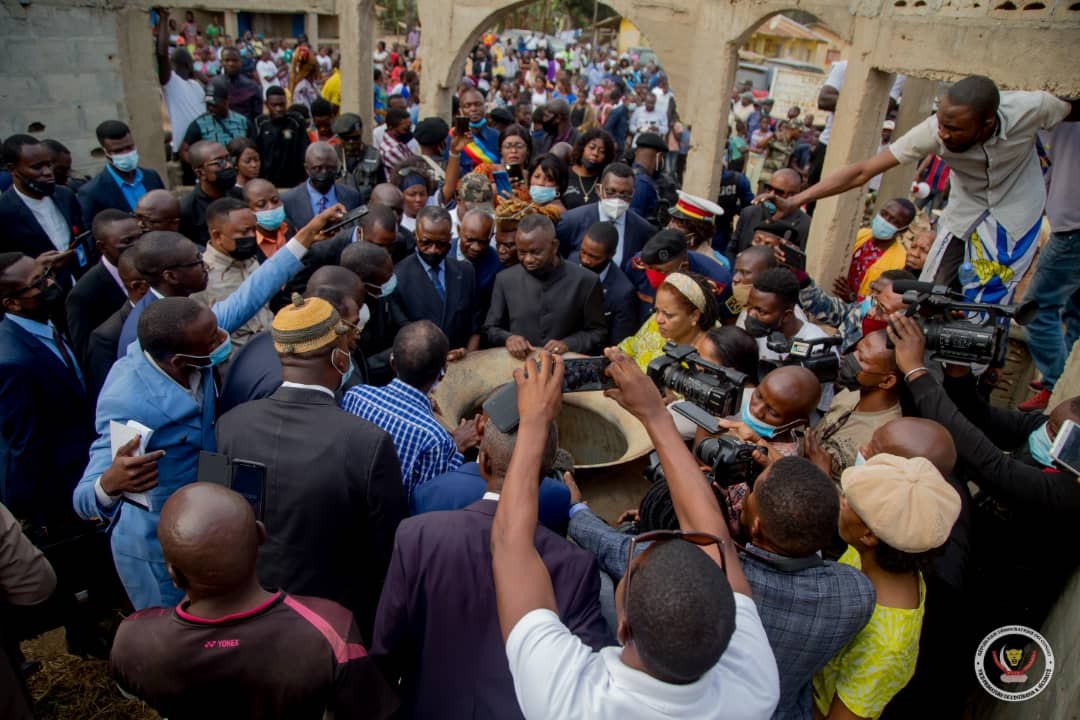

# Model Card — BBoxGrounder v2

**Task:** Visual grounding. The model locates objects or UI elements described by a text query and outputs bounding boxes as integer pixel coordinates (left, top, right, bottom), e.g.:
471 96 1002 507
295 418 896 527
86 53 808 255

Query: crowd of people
0 11 1078 720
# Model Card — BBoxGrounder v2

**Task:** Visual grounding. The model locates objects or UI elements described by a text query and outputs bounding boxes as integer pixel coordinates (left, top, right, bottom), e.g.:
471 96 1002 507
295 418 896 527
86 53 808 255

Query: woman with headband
618 272 721 372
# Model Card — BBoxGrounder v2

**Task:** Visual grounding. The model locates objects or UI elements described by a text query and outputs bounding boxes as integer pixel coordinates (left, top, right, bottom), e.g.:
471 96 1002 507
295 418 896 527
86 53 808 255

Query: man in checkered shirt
341 320 479 500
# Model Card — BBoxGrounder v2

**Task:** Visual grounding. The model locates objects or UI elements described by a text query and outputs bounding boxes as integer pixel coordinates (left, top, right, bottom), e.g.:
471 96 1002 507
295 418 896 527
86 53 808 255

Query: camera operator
798 269 915 353
888 312 1080 636
568 354 872 720
814 330 903 480
741 268 835 411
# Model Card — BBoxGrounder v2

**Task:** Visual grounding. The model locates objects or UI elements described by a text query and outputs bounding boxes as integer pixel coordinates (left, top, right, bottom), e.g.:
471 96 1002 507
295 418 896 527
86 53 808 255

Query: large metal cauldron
431 349 653 469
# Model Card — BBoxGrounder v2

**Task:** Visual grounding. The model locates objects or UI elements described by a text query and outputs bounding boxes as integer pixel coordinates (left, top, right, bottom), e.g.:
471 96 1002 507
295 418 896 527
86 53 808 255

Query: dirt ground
22 629 158 720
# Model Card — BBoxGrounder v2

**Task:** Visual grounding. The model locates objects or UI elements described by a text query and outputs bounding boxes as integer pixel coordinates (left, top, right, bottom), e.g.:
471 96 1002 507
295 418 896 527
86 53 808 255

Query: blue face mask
529 185 558 204
332 348 355 391
255 205 286 230
1028 423 1055 467
180 333 232 369
468 118 487 129
870 214 902 241
854 451 867 466
110 149 140 173
367 274 398 298
741 393 780 440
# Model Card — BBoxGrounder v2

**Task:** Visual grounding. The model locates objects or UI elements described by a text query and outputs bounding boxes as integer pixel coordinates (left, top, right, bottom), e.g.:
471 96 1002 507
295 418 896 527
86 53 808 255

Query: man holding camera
814 330 903 480
888 312 1080 637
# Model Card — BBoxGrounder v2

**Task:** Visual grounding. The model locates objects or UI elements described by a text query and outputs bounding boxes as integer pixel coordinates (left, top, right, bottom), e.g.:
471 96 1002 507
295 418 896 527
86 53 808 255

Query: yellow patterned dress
812 547 926 719
617 316 667 372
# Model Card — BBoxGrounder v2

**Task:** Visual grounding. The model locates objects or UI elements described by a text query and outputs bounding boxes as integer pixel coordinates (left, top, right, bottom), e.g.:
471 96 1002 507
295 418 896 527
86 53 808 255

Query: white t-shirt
256 60 278 94
317 54 333 75
14 188 70 251
162 72 207 153
652 88 673 119
505 594 779 720
630 107 669 139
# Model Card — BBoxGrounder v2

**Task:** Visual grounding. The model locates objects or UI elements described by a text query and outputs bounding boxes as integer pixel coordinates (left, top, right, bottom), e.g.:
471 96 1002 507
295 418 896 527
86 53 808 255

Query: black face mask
835 353 865 392
418 249 445 268
743 315 774 339
23 178 56 197
542 120 560 136
394 131 414 145
25 282 65 320
582 159 604 173
211 168 238 189
229 236 259 261
309 170 336 194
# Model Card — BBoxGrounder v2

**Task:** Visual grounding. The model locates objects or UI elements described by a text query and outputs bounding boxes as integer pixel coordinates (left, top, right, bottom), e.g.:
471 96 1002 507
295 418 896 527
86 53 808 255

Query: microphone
890 279 938 295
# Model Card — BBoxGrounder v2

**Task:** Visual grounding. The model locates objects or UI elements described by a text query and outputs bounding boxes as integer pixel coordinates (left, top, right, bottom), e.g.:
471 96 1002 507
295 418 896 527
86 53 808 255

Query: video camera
644 431 761 498
646 342 748 419
760 333 843 383
890 281 1037 365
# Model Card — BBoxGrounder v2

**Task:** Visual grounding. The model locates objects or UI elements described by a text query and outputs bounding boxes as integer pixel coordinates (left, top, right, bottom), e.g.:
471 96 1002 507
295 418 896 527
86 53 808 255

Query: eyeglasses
6 267 53 298
502 142 528 151
624 530 725 620
342 320 363 338
602 189 634 201
763 184 794 198
202 158 234 170
163 255 206 271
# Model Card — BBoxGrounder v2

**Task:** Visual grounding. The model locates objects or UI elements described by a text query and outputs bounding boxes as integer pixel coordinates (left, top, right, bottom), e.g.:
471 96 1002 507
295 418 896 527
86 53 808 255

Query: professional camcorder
760 334 843 383
890 280 1037 365
644 432 762 497
646 342 748 418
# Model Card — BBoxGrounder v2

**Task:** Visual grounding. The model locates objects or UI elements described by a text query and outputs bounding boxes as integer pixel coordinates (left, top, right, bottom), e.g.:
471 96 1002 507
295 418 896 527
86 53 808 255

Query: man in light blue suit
74 205 344 610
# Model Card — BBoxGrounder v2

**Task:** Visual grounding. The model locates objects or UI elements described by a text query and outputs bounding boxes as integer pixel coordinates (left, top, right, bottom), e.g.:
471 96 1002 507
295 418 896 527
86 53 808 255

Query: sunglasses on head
624 530 725 618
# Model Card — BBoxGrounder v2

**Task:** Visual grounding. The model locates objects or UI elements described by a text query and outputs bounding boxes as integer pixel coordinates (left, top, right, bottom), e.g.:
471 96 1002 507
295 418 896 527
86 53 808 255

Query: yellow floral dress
812 547 926 719
617 316 667 372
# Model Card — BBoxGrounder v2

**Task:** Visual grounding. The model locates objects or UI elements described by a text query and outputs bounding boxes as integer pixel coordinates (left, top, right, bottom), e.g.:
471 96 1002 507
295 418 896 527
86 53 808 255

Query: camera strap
736 542 825 573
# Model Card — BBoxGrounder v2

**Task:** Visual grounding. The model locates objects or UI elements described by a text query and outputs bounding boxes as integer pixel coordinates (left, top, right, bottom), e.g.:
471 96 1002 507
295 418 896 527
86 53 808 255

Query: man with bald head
134 189 181 233
180 140 243 246
282 141 361 229
369 182 416 259
718 365 821 461
728 167 810 265
814 330 902 480
218 297 405 640
457 208 500 312
110 483 397 719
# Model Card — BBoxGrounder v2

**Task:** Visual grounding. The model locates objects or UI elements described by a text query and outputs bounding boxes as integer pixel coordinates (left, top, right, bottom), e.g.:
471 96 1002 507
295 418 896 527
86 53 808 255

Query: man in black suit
84 248 148 403
394 205 480 359
65 209 141 363
727 168 810 266
77 120 165 223
179 141 244 246
569 221 639 345
281 142 361 229
371 400 606 719
556 163 656 274
0 252 118 655
487 214 608 358
0 134 86 287
341 240 408 386
217 295 407 642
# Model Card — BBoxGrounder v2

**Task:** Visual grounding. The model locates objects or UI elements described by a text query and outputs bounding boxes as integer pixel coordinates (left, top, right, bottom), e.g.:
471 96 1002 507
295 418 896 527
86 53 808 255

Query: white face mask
600 198 629 221
357 302 372 331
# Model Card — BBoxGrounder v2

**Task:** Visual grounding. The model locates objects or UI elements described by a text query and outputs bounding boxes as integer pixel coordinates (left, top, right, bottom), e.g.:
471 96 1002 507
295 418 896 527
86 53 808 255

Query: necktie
429 265 445 301
52 326 78 376
318 195 328 214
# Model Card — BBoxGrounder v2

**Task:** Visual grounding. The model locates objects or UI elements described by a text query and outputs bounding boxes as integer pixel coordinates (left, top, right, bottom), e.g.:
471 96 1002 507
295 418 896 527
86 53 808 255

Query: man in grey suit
371 398 606 719
281 142 361 229
216 294 407 642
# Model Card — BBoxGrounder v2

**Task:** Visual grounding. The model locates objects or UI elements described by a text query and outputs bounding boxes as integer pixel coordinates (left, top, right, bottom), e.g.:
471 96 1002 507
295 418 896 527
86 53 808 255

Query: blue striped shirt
340 378 462 500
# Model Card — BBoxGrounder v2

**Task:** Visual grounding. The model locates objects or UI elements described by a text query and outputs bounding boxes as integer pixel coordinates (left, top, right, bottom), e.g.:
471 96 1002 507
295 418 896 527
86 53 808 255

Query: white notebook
109 419 155 511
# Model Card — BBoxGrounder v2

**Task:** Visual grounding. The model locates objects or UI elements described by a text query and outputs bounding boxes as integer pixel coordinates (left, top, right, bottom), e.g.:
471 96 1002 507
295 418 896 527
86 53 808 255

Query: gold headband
662 272 707 313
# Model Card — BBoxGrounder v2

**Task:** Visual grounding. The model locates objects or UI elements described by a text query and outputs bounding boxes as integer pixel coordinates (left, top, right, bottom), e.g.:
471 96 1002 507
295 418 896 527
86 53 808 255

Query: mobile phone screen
562 357 615 393
322 205 369 235
454 116 470 136
1051 419 1080 475
231 460 267 521
483 383 520 434
492 170 513 198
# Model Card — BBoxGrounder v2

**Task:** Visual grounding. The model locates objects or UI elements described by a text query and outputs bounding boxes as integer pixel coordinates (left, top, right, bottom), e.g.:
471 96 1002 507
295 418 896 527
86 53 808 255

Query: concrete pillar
680 43 739 201
306 11 319 46
338 0 375 142
414 6 457 121
223 11 238 41
804 51 894 284
115 7 167 179
1048 340 1080 410
874 76 937 214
